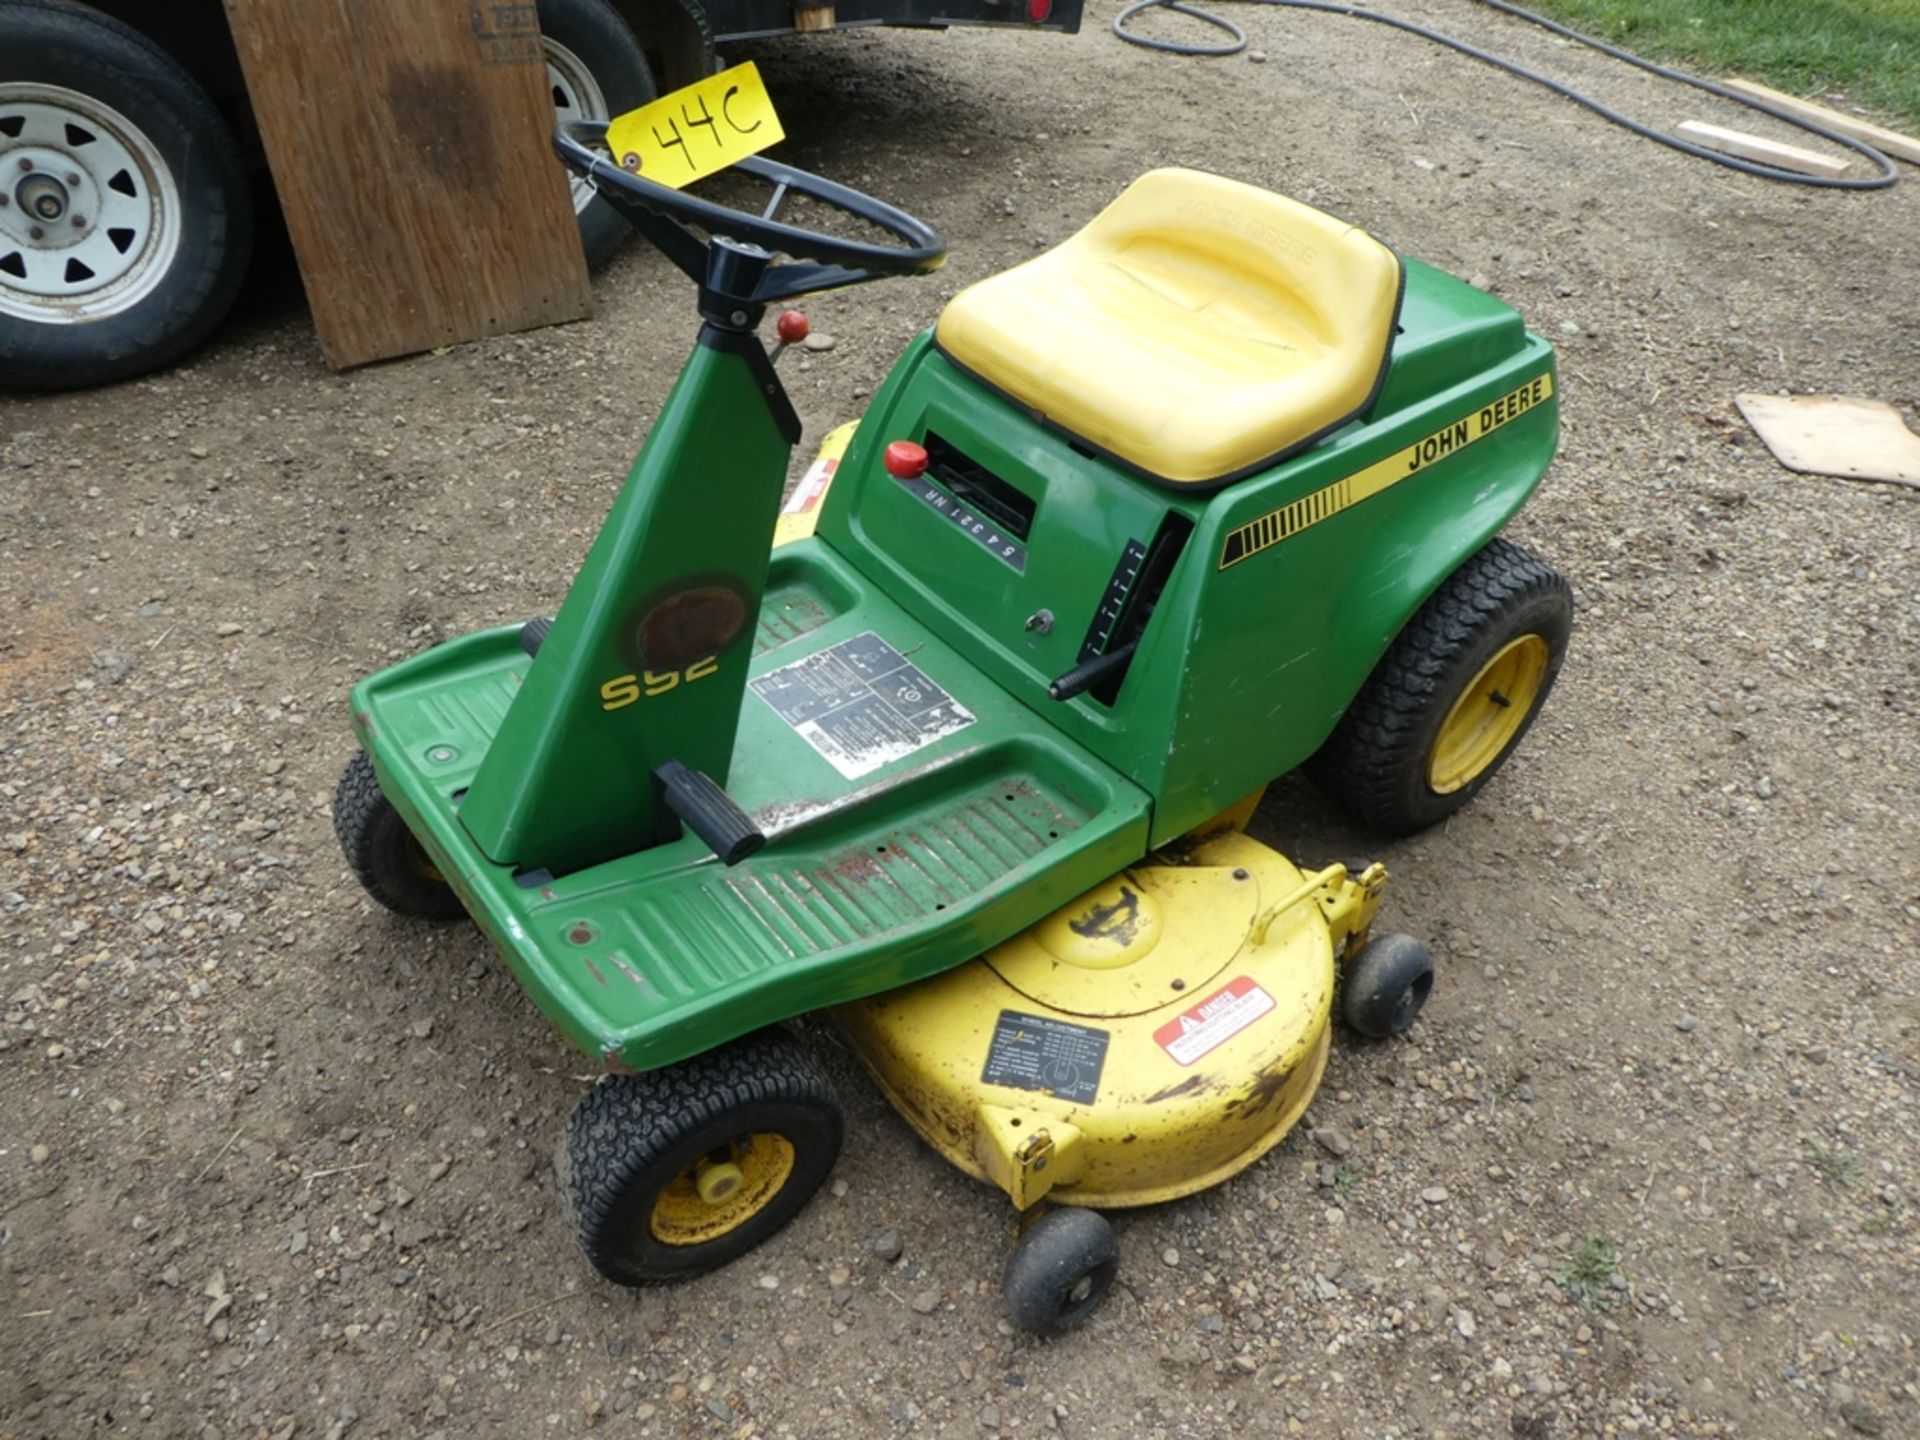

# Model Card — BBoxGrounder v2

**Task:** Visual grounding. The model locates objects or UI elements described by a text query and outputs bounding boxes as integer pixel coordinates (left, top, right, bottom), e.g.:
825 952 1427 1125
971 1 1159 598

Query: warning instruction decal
750 631 975 780
1220 371 1554 569
982 1011 1110 1106
1153 976 1275 1066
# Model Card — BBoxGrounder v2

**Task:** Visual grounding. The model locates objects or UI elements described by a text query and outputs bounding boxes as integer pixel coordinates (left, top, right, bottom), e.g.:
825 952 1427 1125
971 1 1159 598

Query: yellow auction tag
604 62 784 190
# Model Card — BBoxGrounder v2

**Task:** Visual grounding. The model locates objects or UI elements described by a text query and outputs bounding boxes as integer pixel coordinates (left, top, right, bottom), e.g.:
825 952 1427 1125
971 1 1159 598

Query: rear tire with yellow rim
1307 538 1571 836
563 1031 843 1283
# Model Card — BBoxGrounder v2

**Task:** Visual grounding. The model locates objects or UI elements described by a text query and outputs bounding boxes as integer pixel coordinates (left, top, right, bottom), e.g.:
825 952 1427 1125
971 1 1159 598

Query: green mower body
347 239 1557 1073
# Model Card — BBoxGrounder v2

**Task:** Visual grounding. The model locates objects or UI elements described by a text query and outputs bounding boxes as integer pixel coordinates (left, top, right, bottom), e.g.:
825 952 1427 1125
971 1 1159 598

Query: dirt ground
4 2 1918 1437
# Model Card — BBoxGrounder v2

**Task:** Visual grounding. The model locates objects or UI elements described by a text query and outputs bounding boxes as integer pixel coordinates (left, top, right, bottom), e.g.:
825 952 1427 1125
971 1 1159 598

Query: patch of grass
1331 1162 1359 1206
1553 1235 1621 1309
1806 1141 1865 1190
1521 0 1920 133
1859 1201 1907 1237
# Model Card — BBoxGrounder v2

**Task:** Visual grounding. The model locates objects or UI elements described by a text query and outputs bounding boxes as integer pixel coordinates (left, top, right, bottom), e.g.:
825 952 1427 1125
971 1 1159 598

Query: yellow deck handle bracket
975 1106 1084 1211
1248 860 1388 954
1326 861 1388 959
1250 863 1348 947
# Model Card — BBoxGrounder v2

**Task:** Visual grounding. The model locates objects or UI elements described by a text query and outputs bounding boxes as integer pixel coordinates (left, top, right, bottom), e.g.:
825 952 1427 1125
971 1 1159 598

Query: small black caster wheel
333 751 466 920
1341 932 1435 1038
1003 1207 1118 1335
563 1031 843 1283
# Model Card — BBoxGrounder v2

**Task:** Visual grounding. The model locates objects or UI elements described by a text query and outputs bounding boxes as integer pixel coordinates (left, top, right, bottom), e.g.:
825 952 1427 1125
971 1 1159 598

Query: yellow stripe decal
1218 371 1554 570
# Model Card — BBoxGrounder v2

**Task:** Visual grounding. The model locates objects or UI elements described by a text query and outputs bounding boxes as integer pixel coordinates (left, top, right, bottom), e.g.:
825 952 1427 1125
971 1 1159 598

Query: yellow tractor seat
934 169 1405 487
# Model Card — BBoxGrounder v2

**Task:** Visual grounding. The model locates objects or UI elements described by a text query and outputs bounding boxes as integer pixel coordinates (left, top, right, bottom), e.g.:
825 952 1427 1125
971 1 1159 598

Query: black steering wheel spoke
754 262 875 305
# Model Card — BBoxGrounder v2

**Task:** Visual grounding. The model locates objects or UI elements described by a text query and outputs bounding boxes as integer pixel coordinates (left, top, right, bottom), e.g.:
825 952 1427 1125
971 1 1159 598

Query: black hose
1111 0 1900 190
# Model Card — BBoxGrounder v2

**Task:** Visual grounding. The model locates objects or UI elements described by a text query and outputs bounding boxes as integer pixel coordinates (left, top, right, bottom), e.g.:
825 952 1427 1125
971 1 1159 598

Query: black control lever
654 761 766 865
1048 641 1141 701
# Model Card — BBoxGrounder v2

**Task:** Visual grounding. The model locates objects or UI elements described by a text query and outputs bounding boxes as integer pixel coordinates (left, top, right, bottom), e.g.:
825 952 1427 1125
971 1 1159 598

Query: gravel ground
3 3 1918 1437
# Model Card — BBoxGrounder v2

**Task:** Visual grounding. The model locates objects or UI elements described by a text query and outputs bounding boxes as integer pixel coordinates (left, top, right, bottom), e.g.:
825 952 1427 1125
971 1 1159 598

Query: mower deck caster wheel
563 1031 844 1283
1341 932 1435 1038
333 751 467 920
1003 1207 1118 1335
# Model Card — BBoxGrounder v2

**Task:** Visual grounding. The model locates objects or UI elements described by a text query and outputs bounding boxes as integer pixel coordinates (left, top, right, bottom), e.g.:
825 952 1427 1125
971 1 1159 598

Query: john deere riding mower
334 78 1571 1333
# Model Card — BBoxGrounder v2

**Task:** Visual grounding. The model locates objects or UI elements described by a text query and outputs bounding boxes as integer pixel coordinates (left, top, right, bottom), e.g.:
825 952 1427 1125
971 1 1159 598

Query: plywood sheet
1735 394 1920 490
222 0 592 369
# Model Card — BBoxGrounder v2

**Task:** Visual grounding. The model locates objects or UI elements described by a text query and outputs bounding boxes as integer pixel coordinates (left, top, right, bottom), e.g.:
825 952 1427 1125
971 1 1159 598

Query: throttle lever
1048 641 1140 701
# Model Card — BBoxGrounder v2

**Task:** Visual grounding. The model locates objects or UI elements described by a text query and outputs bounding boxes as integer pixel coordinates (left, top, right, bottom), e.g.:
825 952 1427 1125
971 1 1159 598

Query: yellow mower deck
835 824 1384 1211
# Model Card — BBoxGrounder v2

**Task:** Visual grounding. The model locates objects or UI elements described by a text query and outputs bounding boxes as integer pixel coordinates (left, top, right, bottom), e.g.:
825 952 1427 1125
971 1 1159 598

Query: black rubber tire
519 616 553 657
1307 537 1572 836
332 750 467 921
1340 932 1435 1039
537 0 656 270
1003 1207 1119 1335
563 1032 844 1284
0 0 252 390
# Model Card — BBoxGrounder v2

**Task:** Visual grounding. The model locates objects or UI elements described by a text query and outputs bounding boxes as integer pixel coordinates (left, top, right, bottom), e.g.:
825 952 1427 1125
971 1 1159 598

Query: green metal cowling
347 550 1154 1071
457 340 792 875
817 258 1560 846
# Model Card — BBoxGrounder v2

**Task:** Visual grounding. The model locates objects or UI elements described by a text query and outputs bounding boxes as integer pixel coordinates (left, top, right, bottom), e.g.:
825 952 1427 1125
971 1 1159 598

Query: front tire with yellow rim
1308 538 1572 836
564 1032 844 1284
334 750 467 920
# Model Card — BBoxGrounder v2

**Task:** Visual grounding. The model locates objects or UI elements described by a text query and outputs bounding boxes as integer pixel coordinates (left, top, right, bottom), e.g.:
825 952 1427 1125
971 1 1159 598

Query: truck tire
0 0 251 390
539 0 657 270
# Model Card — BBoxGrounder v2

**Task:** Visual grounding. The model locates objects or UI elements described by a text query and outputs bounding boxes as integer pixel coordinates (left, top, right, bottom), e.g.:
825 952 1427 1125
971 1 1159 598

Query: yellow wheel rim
404 835 446 883
648 1133 795 1247
1427 635 1550 795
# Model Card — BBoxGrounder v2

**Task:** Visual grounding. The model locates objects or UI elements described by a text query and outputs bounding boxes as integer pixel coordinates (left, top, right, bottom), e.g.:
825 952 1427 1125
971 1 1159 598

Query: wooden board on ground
221 0 592 369
1735 394 1920 490
1674 120 1849 178
1722 79 1920 167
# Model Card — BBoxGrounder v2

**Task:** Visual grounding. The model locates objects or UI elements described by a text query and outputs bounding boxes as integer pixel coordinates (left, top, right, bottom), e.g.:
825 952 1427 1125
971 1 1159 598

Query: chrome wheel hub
15 166 74 224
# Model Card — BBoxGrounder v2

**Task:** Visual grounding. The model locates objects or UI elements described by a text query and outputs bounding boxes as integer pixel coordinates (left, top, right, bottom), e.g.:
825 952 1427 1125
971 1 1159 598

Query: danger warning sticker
1153 976 1275 1066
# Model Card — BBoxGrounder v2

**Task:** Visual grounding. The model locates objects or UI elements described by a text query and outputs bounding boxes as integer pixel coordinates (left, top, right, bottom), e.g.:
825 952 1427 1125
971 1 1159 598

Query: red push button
884 440 929 478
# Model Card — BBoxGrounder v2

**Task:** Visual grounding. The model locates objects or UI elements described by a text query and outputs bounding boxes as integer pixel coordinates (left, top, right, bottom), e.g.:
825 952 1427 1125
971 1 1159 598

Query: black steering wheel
554 122 946 302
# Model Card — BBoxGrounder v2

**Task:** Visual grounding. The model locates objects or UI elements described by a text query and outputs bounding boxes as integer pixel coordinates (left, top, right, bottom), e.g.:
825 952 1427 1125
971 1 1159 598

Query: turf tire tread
565 1034 843 1284
332 750 465 919
1307 537 1570 834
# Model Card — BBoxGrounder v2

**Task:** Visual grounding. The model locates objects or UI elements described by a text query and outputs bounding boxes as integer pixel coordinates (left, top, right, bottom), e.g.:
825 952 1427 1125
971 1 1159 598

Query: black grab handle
655 761 766 865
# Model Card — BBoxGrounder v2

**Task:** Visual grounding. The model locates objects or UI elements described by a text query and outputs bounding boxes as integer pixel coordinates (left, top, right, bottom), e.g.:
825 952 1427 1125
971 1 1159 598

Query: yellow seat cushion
934 169 1403 486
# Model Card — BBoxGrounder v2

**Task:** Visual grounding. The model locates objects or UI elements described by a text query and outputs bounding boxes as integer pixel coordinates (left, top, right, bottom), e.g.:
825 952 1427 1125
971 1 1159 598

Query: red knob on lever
776 311 810 345
884 440 929 479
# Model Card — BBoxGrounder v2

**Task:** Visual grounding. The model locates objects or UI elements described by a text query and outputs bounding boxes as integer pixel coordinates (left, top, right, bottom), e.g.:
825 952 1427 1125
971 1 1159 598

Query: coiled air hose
1110 0 1900 190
